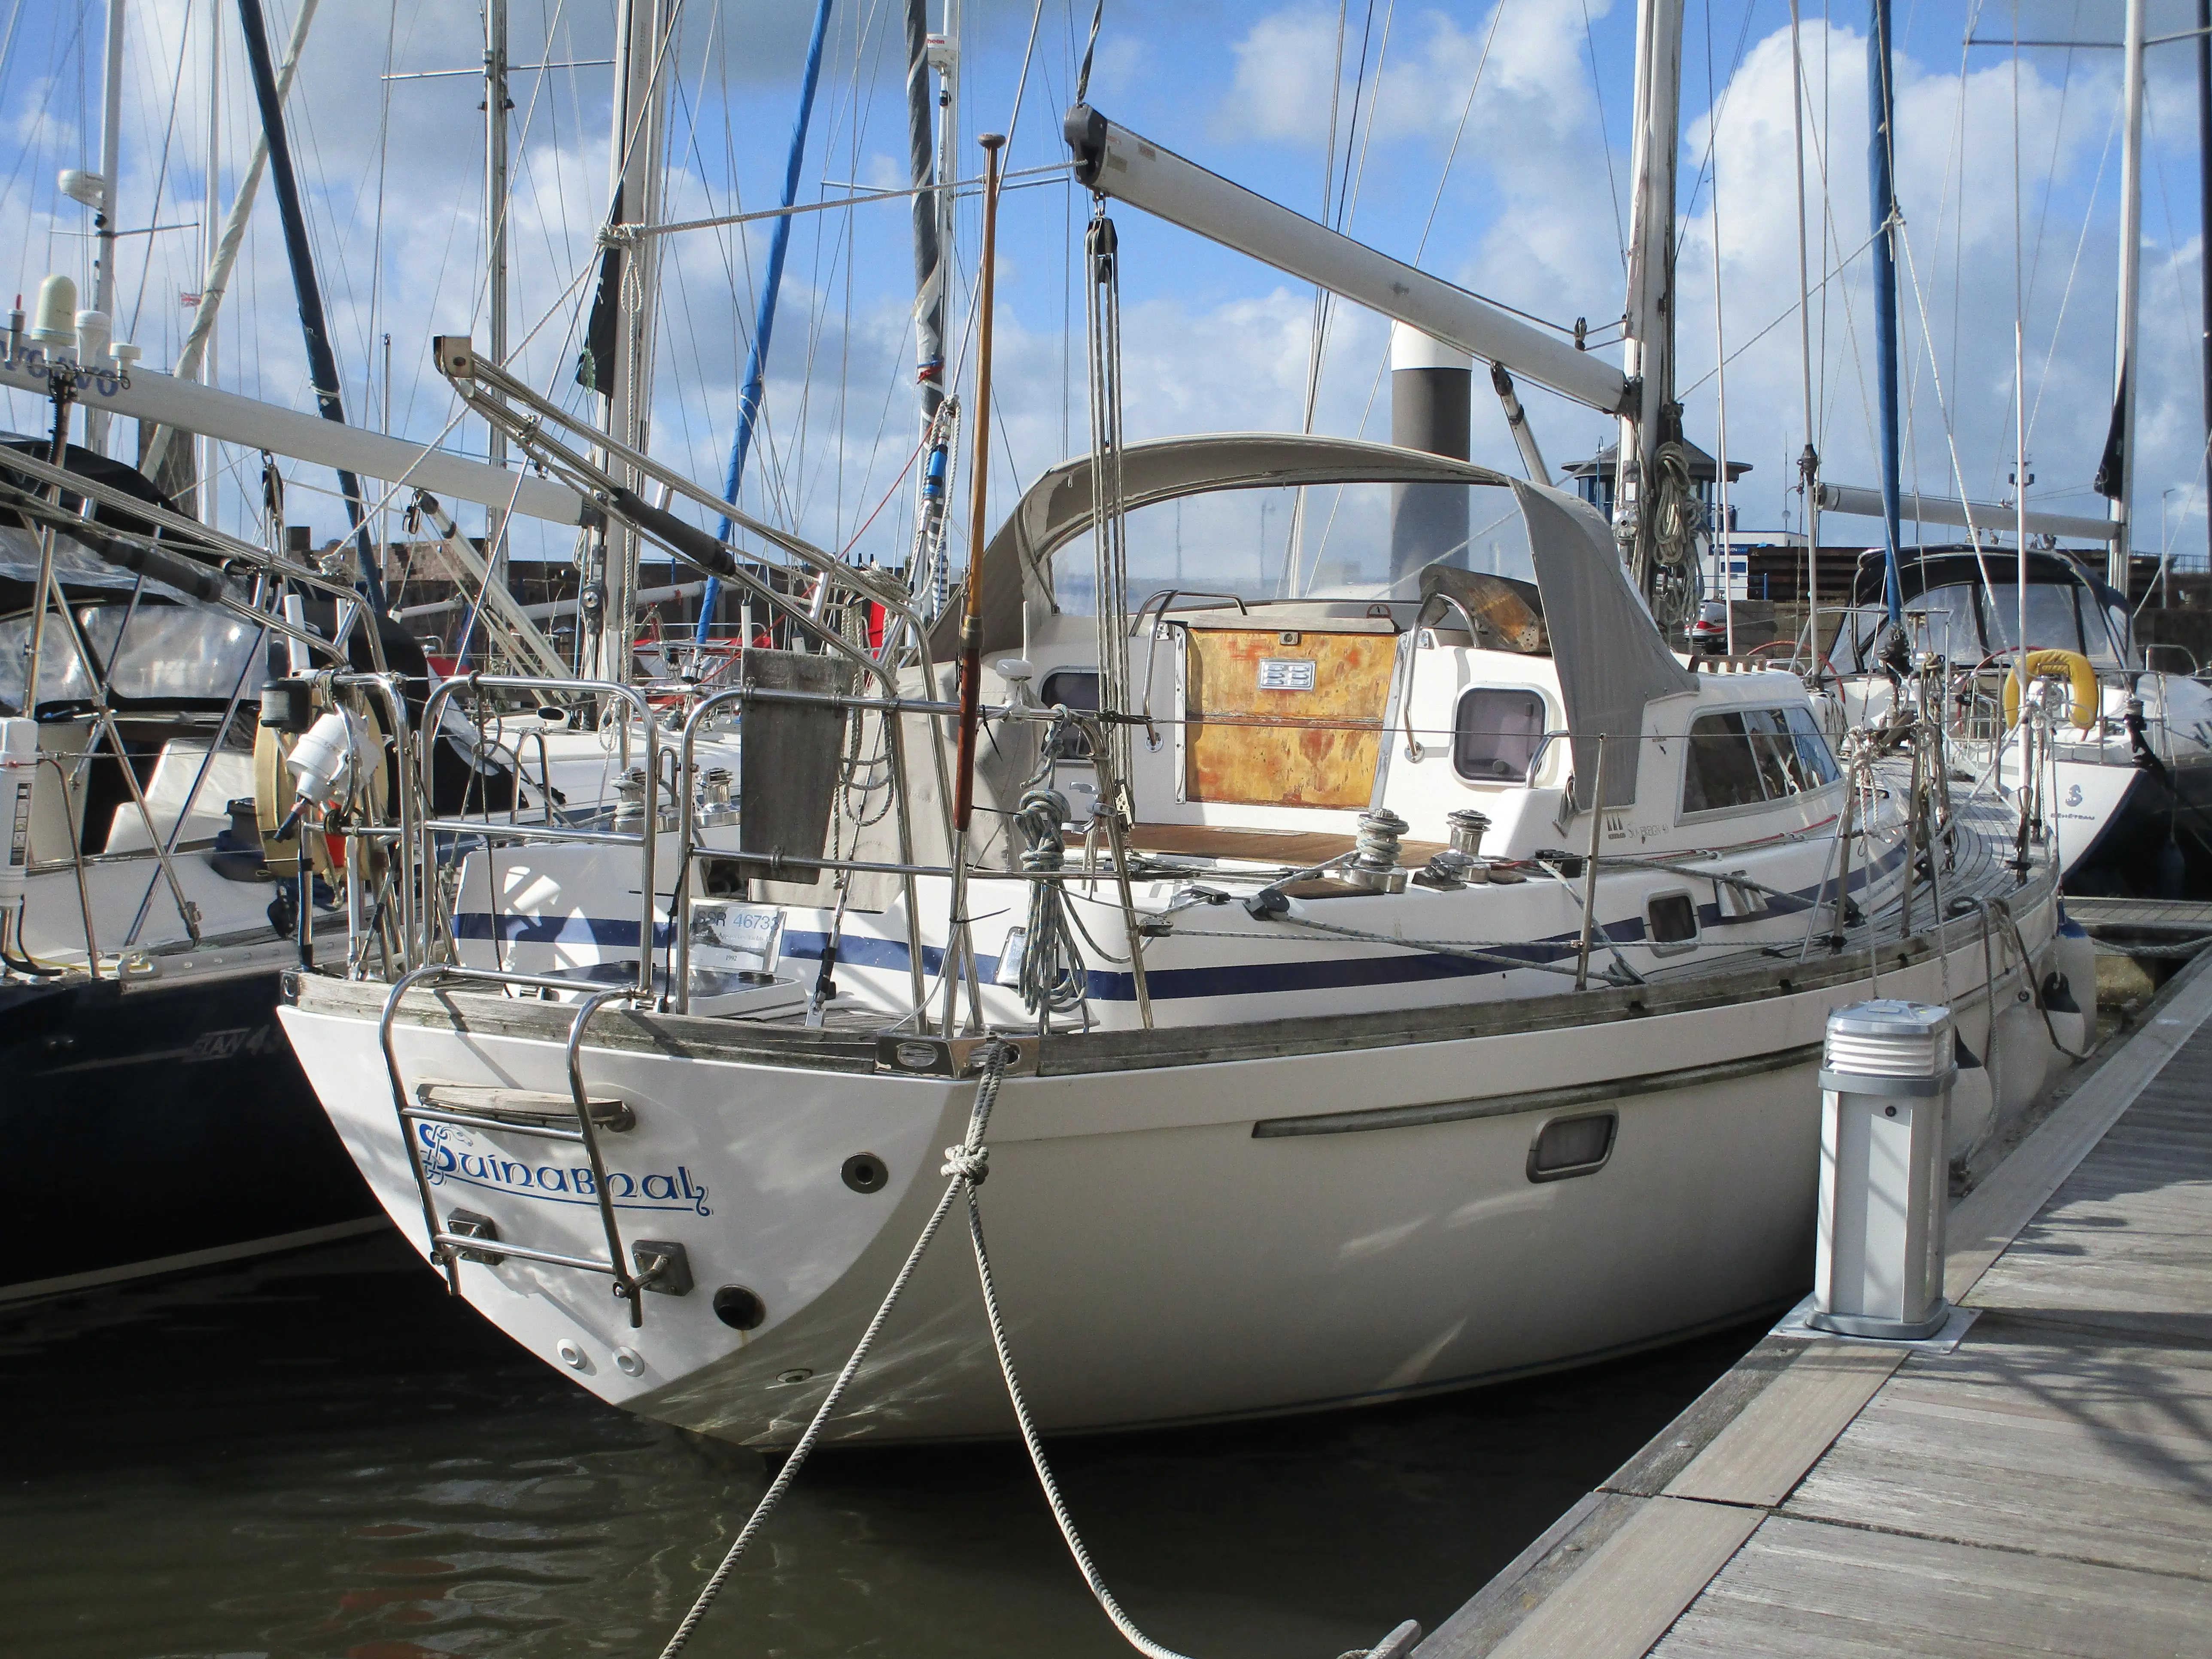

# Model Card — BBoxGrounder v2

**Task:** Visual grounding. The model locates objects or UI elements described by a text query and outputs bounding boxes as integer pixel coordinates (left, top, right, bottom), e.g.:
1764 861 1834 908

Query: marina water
1 1235 1752 1657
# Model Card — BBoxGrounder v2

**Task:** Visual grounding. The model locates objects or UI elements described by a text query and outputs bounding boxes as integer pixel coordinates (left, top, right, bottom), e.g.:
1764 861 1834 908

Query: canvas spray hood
939 433 1692 812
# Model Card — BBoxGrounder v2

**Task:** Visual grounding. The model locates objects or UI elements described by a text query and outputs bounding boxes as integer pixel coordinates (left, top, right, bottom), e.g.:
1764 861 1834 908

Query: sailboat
262 0 2076 1447
0 0 390 1302
1818 4 2212 898
0 0 558 1300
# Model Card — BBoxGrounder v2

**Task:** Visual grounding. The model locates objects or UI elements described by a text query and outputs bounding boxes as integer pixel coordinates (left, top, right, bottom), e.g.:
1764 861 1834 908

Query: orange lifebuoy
2003 649 2099 731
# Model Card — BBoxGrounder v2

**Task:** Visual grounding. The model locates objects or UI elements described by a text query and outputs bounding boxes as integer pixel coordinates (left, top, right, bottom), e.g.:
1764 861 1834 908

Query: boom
1063 106 1630 416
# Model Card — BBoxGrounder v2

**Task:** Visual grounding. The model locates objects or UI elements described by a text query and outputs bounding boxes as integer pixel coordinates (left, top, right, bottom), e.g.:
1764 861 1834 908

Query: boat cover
1511 480 1696 809
961 432 1692 812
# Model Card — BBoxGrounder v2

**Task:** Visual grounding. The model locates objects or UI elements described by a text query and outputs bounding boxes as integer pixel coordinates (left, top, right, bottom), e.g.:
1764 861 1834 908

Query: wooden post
943 133 1003 1037
952 133 1005 833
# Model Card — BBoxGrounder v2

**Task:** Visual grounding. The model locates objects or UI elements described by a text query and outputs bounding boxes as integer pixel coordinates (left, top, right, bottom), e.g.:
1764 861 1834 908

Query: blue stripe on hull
449 839 1905 1005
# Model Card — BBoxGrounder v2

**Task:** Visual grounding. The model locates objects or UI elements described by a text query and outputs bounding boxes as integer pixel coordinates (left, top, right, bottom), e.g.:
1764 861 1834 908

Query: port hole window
1683 708 1840 815
1453 688 1547 782
1039 670 1100 759
1646 891 1698 953
1527 1111 1617 1182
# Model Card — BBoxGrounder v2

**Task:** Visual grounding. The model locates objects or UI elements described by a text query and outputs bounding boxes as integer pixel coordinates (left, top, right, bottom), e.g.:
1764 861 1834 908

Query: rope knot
941 1142 989 1185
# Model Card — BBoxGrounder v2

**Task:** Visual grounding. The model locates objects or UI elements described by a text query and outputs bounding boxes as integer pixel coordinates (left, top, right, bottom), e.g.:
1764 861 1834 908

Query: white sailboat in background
1815 3 2212 899
0 0 401 1302
0 0 598 1300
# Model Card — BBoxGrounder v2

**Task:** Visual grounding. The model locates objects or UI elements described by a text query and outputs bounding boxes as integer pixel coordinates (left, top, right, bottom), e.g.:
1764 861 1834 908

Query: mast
1614 0 1683 609
2101 0 2147 594
925 2 960 613
1867 0 1905 628
2198 0 2209 575
933 0 959 385
693 0 835 648
485 0 509 517
457 0 512 671
1789 0 1821 661
901 0 949 602
198 0 219 518
83 0 127 456
236 0 383 612
586 0 674 684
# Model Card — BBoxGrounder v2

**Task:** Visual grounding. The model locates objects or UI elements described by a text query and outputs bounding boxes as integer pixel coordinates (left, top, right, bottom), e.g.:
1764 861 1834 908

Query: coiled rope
1014 787 1090 1017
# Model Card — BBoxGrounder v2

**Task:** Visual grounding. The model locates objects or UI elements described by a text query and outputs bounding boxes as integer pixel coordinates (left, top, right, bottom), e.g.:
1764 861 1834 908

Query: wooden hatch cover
1182 624 1396 808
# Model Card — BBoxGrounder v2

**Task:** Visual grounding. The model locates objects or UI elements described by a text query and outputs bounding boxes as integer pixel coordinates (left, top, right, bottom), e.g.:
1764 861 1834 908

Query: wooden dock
1416 952 2212 1659
2064 895 2212 938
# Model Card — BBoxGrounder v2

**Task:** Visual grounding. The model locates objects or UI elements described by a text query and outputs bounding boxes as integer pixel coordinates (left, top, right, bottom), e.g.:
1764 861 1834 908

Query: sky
3 0 2210 595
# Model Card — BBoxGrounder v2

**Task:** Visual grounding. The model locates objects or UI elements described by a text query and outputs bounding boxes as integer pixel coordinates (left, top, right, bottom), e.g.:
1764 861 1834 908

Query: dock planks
2063 895 2212 936
1421 954 2212 1659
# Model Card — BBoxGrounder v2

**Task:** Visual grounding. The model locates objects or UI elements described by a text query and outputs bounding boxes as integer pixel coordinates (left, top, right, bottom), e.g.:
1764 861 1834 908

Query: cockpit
1826 547 2130 672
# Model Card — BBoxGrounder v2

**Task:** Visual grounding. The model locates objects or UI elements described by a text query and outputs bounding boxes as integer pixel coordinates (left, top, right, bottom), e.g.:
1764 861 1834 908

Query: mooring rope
658 1033 1423 1658
2093 932 2212 960
654 1137 977 1656
952 1056 1201 1659
658 1042 1249 1659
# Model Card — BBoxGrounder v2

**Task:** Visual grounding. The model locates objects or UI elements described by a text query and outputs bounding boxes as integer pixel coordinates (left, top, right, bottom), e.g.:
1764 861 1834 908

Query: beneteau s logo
416 1124 711 1216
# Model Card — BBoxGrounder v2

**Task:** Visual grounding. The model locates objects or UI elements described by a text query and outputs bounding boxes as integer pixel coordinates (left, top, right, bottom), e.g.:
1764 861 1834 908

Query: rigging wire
659 20 726 538
1320 0 1506 575
1890 216 2000 553
1076 0 1104 104
1290 0 1388 595
371 0 394 452
120 0 192 348
1002 0 1053 148
2014 1 2027 653
2023 102 2118 492
1791 3 1883 534
1581 0 1628 274
3 6 92 305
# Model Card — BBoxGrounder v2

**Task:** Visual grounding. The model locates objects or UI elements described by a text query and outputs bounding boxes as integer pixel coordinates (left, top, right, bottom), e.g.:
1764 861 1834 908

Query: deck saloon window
1683 708 1840 815
1453 688 1547 782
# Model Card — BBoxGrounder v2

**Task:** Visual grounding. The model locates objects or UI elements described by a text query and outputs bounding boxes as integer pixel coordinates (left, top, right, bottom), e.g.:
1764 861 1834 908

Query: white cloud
1213 9 1347 145
11 0 2209 571
1669 21 2152 539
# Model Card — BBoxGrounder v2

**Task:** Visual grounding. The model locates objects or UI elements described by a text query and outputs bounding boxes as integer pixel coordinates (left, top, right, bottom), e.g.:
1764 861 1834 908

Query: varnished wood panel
1183 628 1395 808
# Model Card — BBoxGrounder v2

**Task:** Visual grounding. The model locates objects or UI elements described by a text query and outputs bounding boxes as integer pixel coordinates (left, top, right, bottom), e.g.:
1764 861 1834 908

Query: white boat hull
279 888 2057 1446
